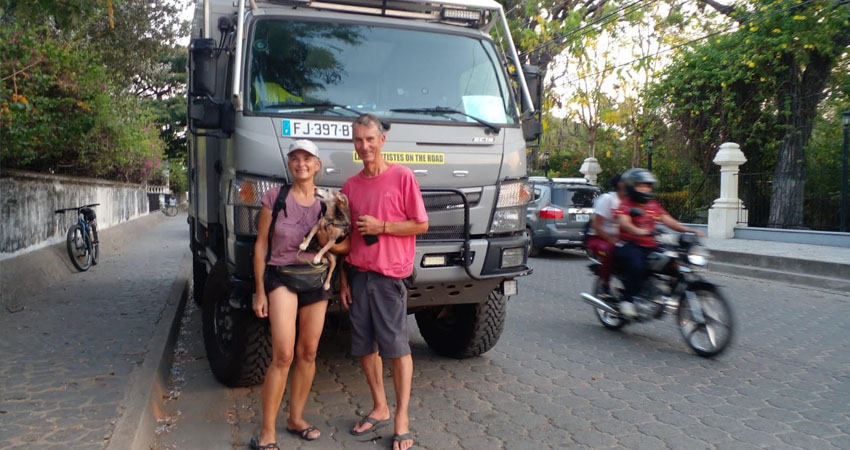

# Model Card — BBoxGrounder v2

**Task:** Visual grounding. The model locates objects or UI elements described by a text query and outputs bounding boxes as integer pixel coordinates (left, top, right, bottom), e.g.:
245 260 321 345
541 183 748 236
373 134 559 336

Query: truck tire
189 230 206 306
192 259 207 306
202 261 271 387
415 289 507 359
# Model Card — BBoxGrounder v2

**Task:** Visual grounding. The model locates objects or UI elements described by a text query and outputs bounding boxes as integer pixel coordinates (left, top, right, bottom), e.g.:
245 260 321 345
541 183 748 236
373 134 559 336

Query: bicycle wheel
89 226 99 265
163 205 178 217
66 224 92 271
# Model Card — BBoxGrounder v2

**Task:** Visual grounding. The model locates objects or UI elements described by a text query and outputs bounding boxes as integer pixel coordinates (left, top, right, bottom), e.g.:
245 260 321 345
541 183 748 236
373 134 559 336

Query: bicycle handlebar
54 203 100 214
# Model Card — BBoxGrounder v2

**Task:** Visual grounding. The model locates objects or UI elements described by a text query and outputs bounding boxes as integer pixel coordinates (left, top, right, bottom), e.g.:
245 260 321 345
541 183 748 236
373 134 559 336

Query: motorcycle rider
585 174 625 297
615 168 704 318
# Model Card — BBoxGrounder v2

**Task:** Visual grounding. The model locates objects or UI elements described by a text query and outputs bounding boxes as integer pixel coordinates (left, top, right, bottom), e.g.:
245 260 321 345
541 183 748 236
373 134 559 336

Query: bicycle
55 203 100 271
162 197 178 217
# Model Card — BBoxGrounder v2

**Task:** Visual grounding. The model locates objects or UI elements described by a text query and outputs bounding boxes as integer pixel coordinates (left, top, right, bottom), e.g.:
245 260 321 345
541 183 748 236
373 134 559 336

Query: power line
520 0 660 58
561 0 820 86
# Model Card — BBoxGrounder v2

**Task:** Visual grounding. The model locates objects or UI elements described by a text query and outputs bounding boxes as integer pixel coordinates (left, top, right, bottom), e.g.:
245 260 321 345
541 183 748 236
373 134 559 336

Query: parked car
526 177 602 256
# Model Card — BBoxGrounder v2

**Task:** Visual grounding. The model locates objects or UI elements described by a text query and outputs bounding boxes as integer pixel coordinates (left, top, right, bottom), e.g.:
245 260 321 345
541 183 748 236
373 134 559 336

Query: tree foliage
0 0 189 190
648 0 850 227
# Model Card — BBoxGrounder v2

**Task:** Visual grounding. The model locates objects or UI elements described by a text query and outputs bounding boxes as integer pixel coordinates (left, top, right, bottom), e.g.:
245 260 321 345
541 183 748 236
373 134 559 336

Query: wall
1 170 162 258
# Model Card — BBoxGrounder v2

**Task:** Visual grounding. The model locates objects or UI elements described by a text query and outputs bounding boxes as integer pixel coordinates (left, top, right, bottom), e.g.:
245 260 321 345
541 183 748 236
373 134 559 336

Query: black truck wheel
415 289 507 359
202 261 271 387
189 229 207 306
192 258 207 306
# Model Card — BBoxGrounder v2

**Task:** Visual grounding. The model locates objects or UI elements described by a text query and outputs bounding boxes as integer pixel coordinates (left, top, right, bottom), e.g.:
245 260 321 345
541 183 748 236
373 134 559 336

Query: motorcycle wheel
593 278 625 330
678 286 734 358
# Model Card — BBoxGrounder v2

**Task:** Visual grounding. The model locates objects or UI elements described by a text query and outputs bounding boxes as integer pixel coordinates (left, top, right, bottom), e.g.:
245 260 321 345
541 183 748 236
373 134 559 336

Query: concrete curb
707 247 850 293
105 250 190 450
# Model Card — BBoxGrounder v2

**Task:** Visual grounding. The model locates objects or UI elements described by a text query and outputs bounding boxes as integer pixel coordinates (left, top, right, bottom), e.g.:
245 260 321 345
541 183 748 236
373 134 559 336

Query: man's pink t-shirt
342 164 428 279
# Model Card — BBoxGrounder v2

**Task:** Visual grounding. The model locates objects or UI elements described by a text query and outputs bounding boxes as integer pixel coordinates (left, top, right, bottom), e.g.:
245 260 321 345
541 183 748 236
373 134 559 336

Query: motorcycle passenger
615 168 704 318
585 174 625 296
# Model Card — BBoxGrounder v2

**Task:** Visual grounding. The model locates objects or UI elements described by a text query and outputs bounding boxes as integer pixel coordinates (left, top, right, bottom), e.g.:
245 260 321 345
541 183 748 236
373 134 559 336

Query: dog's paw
322 282 331 291
299 241 309 251
312 256 322 265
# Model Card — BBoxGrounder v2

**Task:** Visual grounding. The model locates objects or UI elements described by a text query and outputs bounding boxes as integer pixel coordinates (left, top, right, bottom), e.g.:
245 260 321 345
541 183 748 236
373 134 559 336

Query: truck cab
187 0 542 386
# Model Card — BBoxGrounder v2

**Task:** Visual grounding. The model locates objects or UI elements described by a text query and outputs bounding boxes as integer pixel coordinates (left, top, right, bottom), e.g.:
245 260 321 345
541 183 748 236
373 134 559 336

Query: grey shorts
347 268 410 358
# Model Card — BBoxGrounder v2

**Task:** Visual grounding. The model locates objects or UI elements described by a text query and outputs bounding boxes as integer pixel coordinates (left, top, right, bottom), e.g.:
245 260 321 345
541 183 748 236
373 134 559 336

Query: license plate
576 214 590 222
282 119 352 140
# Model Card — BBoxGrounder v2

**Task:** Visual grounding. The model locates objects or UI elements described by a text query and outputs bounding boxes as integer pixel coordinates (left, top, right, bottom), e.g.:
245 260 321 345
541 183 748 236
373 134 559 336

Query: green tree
650 0 850 227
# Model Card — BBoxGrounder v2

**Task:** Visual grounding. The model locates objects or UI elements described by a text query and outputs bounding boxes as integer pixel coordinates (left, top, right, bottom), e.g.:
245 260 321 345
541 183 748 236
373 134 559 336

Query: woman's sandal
287 425 320 441
249 435 280 450
392 433 415 449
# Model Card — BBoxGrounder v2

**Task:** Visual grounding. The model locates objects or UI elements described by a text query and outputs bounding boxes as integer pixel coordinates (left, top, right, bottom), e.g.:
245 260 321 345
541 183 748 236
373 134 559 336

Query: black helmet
622 168 657 204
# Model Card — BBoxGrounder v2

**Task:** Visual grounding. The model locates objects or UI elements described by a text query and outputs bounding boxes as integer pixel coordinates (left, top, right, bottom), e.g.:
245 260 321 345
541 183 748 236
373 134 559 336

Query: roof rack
262 0 500 27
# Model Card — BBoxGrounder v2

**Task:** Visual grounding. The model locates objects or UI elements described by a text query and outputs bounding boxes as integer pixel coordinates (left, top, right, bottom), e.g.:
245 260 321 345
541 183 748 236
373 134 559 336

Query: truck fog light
500 247 524 268
501 279 518 296
422 255 447 267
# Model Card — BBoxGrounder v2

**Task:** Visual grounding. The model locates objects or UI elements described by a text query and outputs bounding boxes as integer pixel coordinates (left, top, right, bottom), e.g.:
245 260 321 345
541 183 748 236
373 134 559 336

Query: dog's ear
338 193 348 206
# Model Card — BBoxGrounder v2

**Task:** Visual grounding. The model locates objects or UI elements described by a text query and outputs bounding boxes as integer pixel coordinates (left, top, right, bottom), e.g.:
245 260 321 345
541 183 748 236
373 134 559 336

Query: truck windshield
248 19 518 125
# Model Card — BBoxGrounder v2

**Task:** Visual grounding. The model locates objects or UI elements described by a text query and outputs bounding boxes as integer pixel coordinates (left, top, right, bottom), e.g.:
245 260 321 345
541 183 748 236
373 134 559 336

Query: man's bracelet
382 221 387 234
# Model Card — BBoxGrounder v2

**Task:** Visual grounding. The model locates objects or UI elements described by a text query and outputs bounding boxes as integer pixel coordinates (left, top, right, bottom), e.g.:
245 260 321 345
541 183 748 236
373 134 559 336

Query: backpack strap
266 184 291 264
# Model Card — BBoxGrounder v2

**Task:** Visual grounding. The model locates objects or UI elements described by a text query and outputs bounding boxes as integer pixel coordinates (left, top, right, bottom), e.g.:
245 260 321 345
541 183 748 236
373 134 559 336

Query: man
585 174 624 296
615 168 704 318
339 114 428 450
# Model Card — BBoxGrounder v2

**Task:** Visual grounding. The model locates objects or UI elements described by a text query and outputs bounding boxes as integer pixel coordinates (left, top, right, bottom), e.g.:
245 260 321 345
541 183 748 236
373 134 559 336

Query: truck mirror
189 38 217 97
189 97 221 129
522 119 542 142
522 65 542 113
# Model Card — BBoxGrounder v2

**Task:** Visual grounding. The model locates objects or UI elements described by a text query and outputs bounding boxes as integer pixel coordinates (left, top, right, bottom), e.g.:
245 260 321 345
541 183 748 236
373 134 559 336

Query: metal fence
738 169 844 231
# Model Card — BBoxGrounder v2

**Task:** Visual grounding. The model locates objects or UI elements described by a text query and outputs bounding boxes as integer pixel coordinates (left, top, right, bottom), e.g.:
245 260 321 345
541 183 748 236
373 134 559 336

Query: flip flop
392 432 415 449
287 426 320 441
350 415 390 436
249 435 280 450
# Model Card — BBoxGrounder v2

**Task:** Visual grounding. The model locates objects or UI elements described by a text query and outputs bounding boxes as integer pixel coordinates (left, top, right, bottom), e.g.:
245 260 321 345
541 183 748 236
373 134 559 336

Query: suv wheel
415 289 507 358
527 228 540 257
202 261 271 387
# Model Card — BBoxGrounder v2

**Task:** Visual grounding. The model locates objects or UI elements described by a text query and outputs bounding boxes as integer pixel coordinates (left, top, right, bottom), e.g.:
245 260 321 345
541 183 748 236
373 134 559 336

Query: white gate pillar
708 142 747 239
580 157 602 185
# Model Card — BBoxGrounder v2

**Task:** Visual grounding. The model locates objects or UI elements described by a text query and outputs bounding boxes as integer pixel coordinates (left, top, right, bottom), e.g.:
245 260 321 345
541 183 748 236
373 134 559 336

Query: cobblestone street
0 215 188 450
157 249 850 450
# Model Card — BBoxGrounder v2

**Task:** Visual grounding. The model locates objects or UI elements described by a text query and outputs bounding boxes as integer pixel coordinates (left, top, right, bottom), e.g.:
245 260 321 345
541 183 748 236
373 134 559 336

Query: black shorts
347 268 410 358
264 266 330 308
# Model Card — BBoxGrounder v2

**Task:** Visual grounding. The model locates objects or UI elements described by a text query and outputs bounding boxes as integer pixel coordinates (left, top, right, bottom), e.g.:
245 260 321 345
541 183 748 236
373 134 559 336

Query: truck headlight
489 180 531 233
229 175 282 236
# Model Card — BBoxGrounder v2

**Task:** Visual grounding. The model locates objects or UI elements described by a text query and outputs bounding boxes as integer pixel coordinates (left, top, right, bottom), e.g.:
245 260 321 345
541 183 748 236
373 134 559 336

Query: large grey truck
187 0 543 386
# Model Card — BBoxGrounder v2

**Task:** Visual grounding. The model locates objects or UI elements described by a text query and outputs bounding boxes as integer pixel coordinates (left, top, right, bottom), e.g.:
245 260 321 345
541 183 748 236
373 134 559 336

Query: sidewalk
705 237 850 292
0 213 189 450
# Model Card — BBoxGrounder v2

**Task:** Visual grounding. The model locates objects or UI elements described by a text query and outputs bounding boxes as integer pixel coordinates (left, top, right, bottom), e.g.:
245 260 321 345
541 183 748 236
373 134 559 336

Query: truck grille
417 190 479 242
235 189 481 241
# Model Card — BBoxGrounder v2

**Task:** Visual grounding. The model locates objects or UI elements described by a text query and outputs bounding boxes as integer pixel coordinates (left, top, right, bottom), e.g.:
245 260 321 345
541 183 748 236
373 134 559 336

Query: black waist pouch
275 263 329 293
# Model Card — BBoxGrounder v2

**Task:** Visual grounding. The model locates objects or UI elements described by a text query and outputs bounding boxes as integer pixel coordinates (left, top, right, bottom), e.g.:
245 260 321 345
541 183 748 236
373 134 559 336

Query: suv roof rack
551 177 592 184
529 176 593 185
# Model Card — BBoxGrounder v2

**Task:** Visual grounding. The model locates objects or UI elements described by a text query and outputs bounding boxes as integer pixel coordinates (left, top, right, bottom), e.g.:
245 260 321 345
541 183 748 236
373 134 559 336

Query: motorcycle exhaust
580 292 620 316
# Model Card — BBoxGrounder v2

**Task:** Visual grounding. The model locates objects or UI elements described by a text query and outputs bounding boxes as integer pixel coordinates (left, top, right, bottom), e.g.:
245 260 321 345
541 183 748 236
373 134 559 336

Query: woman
251 139 349 449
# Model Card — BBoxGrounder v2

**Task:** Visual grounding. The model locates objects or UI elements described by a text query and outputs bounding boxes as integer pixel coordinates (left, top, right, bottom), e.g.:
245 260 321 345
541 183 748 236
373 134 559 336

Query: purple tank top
260 186 321 266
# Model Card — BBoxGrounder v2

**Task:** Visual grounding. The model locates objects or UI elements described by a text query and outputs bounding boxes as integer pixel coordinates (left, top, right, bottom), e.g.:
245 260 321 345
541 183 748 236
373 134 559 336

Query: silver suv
526 177 601 256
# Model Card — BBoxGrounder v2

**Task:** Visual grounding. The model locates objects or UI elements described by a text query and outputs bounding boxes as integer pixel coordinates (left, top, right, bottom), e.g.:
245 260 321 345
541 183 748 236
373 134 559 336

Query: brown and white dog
299 187 351 291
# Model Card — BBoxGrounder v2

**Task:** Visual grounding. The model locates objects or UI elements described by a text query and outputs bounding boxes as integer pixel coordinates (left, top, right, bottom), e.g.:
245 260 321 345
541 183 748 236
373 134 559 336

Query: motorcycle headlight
687 245 709 266
489 180 531 233
229 175 282 236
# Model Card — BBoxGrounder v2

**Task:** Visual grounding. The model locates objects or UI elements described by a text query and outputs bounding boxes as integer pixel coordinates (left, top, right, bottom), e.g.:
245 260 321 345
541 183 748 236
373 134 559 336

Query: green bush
0 24 166 183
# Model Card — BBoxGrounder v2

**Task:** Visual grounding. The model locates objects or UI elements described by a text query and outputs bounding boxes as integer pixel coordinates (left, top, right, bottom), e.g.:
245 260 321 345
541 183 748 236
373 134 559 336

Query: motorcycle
580 227 734 357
